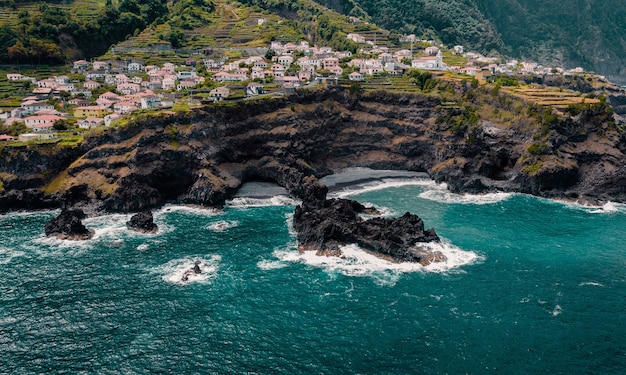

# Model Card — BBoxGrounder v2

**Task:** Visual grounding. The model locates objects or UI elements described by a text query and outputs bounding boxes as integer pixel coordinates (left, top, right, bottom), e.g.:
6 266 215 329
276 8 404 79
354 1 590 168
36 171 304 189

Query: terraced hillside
0 0 104 26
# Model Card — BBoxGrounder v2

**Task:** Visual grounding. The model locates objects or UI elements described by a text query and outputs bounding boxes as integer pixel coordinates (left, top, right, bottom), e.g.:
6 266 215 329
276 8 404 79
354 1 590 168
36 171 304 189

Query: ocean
1 170 625 374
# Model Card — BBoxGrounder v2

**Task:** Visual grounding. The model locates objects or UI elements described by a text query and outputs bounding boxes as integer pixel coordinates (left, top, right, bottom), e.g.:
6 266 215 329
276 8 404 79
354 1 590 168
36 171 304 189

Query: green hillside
474 0 626 82
0 0 393 64
318 0 626 83
0 0 168 63
2 0 625 85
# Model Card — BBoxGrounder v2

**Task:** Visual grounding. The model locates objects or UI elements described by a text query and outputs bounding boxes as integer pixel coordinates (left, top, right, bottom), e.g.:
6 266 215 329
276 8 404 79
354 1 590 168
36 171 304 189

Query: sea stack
126 211 158 234
292 177 445 265
45 209 94 240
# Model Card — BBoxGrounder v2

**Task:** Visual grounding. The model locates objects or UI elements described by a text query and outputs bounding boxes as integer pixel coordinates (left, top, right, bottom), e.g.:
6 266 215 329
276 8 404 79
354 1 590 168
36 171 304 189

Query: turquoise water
1 179 625 374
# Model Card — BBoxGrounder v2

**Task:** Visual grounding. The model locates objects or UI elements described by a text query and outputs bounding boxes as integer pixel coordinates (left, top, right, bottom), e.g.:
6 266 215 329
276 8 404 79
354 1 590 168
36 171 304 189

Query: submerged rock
126 211 158 234
293 180 445 265
45 209 94 240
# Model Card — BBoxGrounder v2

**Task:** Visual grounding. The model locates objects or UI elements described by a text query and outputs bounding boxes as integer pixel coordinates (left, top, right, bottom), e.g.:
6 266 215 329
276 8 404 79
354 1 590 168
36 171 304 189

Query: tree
53 119 70 131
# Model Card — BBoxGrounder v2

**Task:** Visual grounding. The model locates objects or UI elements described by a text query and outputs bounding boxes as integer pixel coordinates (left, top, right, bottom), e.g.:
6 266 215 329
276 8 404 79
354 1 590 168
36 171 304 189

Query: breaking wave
273 240 482 285
153 254 221 285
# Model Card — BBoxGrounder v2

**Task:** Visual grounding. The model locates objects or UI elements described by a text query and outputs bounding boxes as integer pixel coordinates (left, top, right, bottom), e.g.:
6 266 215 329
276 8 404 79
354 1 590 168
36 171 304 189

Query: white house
411 52 443 70
177 71 197 81
55 76 70 84
24 115 64 128
113 101 137 114
84 80 100 90
162 77 176 91
348 71 365 81
37 79 58 89
245 82 264 97
117 83 141 95
32 123 55 133
73 60 90 70
78 117 104 129
177 80 197 91
277 55 294 67
22 101 54 115
140 95 161 109
209 86 230 101
128 61 144 72
6 73 34 82
86 71 106 81
346 33 366 43
92 61 109 71
104 113 121 127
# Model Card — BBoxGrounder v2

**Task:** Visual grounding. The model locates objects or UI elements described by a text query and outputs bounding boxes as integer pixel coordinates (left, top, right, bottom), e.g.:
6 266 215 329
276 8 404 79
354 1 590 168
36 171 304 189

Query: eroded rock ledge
126 211 158 234
292 177 445 265
44 209 94 240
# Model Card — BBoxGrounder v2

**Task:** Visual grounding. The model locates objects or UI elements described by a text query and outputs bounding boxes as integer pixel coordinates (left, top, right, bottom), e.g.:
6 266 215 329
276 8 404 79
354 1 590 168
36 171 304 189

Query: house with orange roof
32 123 55 133
113 101 138 114
0 134 16 142
24 115 65 128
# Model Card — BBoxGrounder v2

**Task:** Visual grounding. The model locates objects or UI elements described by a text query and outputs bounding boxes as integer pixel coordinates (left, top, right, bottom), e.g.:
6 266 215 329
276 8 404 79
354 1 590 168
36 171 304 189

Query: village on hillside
0 32 590 144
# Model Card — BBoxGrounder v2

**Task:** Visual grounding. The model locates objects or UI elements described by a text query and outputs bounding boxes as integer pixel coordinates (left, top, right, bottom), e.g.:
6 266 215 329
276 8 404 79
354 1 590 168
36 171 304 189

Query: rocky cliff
0 87 625 214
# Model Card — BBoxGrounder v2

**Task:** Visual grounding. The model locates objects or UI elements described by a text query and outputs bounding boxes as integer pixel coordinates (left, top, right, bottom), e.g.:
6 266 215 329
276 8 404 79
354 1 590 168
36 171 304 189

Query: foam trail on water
226 196 299 208
257 258 289 270
274 239 482 285
155 204 223 217
154 254 221 285
206 220 239 232
330 178 441 199
578 281 604 287
531 196 626 215
418 189 513 205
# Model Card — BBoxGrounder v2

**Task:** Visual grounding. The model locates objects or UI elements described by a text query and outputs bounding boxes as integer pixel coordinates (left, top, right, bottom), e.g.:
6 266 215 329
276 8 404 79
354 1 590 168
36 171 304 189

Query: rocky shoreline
1 87 624 259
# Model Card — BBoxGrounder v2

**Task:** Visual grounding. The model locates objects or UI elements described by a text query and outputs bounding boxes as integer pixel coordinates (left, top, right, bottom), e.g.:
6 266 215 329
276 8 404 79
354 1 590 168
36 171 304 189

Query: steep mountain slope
0 0 168 63
474 0 626 83
320 0 626 83
315 0 504 55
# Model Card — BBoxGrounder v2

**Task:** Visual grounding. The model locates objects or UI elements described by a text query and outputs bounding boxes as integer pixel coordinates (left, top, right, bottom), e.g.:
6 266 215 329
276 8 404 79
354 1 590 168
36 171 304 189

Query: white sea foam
0 247 26 265
274 239 482 285
137 244 150 251
585 201 625 214
156 204 223 216
225 195 299 208
329 178 440 199
30 233 96 255
536 196 626 215
578 281 604 287
257 259 289 270
155 254 221 285
551 305 563 317
418 189 513 205
206 220 239 232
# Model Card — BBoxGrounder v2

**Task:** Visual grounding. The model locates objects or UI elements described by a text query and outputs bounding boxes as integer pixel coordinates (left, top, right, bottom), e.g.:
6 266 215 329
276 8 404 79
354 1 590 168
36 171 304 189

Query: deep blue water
1 178 625 374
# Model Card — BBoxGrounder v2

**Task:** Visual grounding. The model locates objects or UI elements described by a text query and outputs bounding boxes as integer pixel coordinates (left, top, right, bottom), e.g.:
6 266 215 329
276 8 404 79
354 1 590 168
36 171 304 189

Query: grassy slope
0 0 105 26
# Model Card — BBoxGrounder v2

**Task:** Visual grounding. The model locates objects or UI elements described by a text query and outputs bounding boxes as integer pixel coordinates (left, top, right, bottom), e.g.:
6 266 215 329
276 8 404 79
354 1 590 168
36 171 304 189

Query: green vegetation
522 159 543 175
317 0 504 55
333 0 626 82
0 0 168 63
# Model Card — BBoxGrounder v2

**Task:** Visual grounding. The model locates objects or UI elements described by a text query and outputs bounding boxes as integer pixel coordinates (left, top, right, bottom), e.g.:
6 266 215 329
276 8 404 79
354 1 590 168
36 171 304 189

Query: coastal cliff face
0 87 625 213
